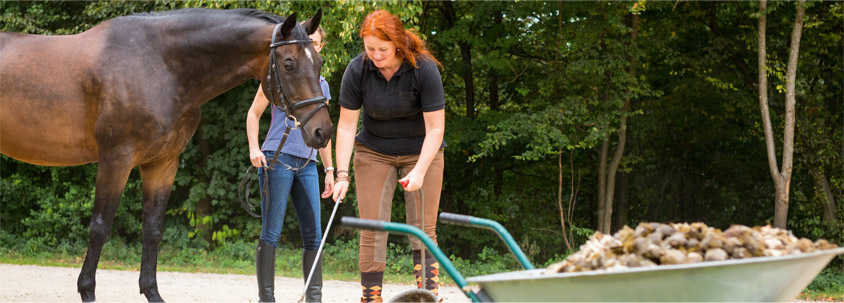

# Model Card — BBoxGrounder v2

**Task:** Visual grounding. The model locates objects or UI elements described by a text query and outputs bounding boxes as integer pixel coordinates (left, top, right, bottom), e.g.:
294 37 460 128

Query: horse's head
262 9 332 149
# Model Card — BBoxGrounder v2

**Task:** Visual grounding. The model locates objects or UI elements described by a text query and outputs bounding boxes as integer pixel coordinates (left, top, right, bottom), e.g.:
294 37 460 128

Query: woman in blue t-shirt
246 26 333 303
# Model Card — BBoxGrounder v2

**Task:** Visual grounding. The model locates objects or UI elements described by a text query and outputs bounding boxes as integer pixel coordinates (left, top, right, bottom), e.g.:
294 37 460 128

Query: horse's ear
302 9 322 36
279 12 297 38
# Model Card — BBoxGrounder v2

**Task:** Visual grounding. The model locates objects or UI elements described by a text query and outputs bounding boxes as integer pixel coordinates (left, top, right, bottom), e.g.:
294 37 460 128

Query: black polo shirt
339 53 446 156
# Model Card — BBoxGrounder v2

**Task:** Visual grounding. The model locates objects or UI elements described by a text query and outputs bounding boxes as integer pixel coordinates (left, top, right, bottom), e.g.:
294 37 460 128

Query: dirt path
0 264 471 302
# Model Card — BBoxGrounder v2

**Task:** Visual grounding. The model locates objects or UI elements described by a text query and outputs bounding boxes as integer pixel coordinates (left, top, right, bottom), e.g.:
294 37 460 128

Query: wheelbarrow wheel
387 289 438 303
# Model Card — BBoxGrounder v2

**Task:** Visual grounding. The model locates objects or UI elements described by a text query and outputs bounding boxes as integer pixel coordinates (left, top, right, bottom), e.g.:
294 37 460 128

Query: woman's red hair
360 10 441 69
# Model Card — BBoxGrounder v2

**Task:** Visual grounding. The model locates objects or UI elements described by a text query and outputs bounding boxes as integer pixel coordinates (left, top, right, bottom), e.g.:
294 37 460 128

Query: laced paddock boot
302 250 323 303
412 250 440 297
360 271 384 302
256 240 276 302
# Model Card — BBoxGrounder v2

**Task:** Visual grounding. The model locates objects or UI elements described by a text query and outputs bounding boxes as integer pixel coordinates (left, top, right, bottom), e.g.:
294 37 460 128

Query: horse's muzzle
308 125 333 149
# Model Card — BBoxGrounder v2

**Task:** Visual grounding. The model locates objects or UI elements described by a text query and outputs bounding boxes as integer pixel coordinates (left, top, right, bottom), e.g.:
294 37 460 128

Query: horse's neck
156 19 272 106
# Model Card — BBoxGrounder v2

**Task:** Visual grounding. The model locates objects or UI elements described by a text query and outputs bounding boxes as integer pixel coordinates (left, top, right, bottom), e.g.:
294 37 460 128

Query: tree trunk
488 7 502 196
490 9 502 111
441 1 475 120
597 140 609 232
808 167 838 224
558 149 571 250
614 172 629 230
757 0 779 224
597 13 639 234
553 1 563 100
774 183 790 228
439 1 475 258
776 0 805 228
493 164 503 196
758 0 805 229
459 42 475 119
568 150 581 249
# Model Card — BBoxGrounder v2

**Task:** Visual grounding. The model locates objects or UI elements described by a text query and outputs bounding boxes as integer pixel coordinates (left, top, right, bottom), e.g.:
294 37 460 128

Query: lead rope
277 147 316 171
239 124 292 218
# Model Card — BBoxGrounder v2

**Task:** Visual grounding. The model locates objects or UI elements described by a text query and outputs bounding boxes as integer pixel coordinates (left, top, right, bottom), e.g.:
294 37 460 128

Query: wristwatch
324 166 335 174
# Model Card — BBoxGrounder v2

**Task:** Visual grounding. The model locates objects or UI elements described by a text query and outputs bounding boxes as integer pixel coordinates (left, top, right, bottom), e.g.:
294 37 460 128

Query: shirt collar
365 56 414 77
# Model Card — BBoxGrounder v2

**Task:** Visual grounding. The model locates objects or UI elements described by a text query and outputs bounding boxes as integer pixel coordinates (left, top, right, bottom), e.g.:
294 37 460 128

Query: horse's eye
284 61 294 71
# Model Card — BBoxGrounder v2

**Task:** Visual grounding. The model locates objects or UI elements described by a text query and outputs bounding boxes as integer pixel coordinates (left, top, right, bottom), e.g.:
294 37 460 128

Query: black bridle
266 23 327 131
239 23 328 218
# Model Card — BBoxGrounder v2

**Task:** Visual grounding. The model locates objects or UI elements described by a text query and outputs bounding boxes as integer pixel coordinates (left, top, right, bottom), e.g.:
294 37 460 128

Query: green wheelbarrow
340 213 844 302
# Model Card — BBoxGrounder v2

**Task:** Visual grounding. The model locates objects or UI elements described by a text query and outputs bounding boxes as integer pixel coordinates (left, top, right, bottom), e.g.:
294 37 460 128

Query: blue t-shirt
261 76 330 161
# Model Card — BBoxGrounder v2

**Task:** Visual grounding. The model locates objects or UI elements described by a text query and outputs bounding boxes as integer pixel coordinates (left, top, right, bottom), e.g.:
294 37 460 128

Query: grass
0 238 428 285
0 248 253 275
797 266 844 302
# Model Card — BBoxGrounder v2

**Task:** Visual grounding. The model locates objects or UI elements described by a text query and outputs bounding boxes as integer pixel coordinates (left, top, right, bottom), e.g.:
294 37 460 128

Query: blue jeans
258 151 322 250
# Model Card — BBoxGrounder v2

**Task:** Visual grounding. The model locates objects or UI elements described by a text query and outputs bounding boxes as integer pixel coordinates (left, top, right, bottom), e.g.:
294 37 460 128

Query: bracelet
324 166 335 174
337 170 349 176
336 175 351 182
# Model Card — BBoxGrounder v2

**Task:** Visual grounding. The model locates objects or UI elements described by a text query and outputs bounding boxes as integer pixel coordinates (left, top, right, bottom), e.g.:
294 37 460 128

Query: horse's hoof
79 291 95 302
143 289 164 303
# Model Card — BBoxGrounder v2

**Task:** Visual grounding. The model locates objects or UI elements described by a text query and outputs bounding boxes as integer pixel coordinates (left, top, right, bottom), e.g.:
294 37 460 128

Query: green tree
2 0 841 268
757 0 807 229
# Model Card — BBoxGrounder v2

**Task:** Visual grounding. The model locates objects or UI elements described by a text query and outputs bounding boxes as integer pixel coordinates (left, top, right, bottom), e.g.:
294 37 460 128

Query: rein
238 22 327 218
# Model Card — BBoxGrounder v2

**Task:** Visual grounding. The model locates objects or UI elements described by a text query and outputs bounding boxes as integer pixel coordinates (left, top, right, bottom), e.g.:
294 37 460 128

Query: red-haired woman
331 9 445 303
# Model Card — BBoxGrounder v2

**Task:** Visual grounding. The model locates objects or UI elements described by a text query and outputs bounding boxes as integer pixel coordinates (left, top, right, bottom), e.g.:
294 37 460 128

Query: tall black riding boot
256 240 276 302
302 250 323 303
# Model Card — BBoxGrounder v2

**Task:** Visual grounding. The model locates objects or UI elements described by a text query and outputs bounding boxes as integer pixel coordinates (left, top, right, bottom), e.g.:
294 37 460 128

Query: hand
249 148 267 168
321 174 334 199
332 180 349 203
398 170 425 192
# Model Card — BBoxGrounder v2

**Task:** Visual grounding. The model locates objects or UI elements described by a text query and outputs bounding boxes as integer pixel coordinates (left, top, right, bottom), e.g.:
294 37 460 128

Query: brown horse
0 8 331 302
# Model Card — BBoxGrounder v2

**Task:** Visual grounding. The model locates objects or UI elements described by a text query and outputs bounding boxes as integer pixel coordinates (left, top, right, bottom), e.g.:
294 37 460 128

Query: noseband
267 23 327 130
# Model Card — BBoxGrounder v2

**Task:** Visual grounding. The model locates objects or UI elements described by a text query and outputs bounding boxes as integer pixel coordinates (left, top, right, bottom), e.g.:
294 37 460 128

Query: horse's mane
132 8 310 43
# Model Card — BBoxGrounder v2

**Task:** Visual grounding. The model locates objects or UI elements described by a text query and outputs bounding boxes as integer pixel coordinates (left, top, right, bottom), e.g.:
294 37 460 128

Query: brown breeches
354 142 444 273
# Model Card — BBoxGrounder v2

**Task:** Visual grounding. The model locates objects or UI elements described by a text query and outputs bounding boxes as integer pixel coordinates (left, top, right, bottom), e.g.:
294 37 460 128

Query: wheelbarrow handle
439 212 475 226
439 212 535 270
339 216 387 231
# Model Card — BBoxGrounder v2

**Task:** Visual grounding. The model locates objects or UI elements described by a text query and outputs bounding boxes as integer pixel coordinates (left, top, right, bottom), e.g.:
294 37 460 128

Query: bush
806 266 844 293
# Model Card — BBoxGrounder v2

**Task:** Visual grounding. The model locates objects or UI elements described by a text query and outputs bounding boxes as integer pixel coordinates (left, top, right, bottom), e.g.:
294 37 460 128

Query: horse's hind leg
78 161 134 302
138 157 179 302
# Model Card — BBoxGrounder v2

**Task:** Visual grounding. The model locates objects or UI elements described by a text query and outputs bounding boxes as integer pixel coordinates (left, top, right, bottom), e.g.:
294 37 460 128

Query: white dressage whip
297 200 340 303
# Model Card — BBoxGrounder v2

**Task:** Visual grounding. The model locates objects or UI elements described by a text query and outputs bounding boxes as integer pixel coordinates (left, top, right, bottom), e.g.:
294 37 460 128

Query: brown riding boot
412 250 440 297
360 271 384 302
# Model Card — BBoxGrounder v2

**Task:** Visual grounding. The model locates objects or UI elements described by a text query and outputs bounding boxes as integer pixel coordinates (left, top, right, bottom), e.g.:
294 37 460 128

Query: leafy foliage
1 1 841 285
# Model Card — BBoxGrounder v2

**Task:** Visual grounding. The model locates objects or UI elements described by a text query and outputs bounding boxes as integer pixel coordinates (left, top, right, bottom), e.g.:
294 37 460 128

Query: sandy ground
0 263 471 302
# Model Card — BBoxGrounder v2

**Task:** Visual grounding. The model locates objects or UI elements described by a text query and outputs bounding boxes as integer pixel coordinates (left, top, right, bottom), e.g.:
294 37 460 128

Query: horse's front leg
78 159 134 302
138 157 180 302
